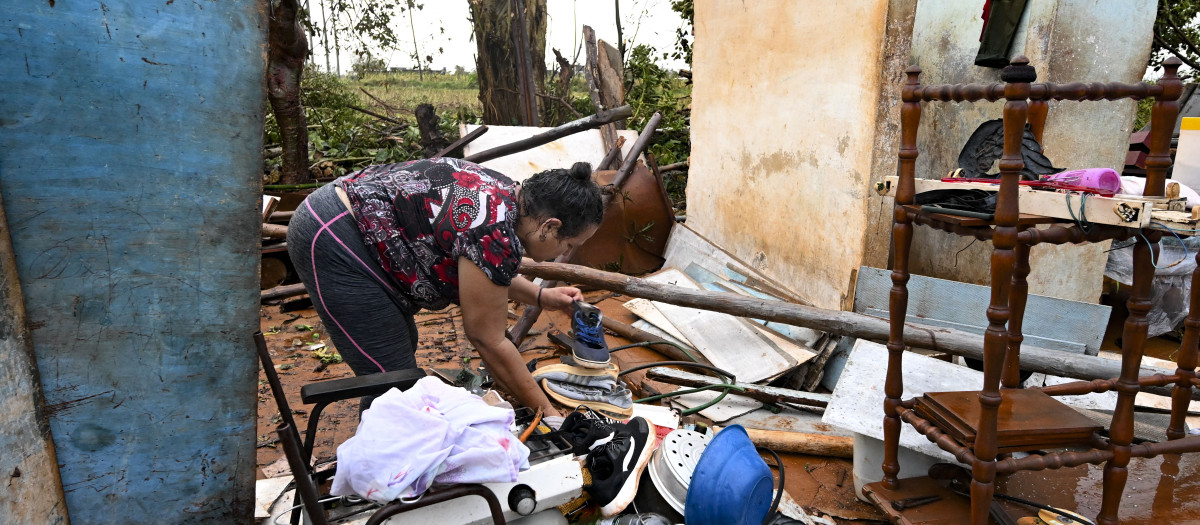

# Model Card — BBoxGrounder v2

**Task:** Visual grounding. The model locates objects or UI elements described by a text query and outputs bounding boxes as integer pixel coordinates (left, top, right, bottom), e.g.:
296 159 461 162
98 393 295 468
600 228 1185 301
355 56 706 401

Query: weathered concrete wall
903 0 1156 302
688 0 916 310
0 193 68 524
0 3 265 522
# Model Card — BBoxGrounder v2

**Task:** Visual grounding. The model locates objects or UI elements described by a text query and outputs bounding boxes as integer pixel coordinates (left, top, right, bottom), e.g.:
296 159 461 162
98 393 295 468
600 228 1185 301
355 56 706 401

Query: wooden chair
254 332 506 525
868 56 1200 525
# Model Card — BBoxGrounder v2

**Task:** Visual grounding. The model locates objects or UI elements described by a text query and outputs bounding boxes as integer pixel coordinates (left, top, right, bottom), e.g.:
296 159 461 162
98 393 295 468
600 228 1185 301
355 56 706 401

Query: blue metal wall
0 2 265 522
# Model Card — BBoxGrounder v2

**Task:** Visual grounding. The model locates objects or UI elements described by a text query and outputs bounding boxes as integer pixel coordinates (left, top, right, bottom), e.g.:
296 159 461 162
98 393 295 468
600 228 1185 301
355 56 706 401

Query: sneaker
558 408 620 456
586 416 656 517
533 363 633 419
571 301 611 369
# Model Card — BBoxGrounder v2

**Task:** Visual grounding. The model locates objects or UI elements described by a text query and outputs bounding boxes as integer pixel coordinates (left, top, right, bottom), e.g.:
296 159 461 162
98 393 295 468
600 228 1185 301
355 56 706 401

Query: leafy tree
669 0 694 66
1152 1 1200 80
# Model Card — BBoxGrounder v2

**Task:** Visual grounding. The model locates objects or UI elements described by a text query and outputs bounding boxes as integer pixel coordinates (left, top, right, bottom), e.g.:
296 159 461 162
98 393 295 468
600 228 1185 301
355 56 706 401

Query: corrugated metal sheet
0 3 265 522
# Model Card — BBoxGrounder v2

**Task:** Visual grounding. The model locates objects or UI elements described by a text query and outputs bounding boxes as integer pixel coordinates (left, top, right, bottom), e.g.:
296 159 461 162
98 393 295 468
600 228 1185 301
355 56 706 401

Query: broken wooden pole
463 105 633 164
610 112 662 192
517 261 1192 398
262 223 288 239
435 125 489 158
647 367 829 408
717 426 854 459
602 317 711 365
261 283 307 302
597 136 627 171
658 160 688 172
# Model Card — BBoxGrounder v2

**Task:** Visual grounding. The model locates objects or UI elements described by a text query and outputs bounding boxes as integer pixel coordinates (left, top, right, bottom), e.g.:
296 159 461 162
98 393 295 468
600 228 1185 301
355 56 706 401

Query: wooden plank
663 222 807 304
622 298 694 347
878 176 1152 227
685 263 822 347
716 426 854 458
2 3 264 521
642 268 799 383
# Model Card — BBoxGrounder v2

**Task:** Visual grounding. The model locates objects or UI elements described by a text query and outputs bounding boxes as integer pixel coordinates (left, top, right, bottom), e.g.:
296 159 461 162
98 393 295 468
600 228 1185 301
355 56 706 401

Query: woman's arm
458 257 561 416
507 275 584 312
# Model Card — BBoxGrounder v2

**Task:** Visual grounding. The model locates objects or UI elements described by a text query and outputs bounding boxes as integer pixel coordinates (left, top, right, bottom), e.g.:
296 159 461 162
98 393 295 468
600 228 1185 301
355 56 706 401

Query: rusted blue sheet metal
0 3 265 522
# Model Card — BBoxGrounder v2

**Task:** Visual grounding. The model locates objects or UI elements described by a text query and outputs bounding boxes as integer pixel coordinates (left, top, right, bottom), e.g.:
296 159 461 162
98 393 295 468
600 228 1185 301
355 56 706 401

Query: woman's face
525 223 600 262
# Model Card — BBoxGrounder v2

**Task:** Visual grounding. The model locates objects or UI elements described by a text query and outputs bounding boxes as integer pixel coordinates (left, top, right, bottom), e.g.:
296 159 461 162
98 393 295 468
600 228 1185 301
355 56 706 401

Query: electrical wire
1066 191 1092 234
615 355 741 415
1134 221 1191 269
758 447 785 525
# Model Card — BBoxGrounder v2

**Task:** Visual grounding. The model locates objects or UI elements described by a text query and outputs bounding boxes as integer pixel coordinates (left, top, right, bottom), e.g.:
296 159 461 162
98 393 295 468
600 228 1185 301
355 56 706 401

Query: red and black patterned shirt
336 158 522 311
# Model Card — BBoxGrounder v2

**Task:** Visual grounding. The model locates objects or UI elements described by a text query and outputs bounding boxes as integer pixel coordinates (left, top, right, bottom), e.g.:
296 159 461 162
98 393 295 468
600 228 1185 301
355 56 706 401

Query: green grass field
350 71 482 120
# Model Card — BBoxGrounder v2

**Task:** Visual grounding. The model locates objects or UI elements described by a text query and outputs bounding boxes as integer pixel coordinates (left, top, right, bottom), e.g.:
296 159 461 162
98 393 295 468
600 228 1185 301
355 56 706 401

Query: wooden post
883 64 922 490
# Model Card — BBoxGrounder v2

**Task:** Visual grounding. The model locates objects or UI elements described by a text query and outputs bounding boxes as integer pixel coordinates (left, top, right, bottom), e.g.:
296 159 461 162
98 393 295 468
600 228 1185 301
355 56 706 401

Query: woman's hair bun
569 162 593 182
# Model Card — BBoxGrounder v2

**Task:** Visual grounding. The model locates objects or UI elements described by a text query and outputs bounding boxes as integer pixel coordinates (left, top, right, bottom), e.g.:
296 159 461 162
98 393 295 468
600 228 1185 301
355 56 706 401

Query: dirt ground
254 291 887 523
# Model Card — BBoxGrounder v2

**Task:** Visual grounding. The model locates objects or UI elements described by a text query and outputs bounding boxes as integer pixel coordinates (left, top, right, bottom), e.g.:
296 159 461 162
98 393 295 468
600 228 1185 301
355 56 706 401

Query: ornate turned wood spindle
1096 58 1181 525
1003 242 1031 388
882 64 923 490
1168 239 1200 440
968 56 1034 525
1098 234 1159 525
1144 57 1181 197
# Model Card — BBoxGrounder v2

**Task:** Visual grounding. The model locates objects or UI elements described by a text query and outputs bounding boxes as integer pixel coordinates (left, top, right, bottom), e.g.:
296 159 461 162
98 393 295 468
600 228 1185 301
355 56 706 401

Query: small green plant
312 347 344 365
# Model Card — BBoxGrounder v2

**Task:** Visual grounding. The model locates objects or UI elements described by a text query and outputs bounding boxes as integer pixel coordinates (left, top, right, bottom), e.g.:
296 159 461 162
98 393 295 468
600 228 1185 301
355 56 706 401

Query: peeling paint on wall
0 3 265 522
688 0 916 310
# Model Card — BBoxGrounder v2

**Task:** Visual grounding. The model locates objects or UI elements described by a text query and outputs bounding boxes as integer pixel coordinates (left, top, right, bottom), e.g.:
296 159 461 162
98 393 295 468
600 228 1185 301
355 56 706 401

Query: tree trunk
415 103 449 157
469 0 547 126
267 0 311 185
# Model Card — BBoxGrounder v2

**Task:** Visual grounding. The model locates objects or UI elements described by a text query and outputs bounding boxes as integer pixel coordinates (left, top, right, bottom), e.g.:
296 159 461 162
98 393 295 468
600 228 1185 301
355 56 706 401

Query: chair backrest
895 56 1184 218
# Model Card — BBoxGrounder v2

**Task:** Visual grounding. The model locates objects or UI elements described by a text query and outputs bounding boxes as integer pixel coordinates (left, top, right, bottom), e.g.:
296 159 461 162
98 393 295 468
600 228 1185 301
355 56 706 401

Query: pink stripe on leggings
305 200 396 293
307 205 386 373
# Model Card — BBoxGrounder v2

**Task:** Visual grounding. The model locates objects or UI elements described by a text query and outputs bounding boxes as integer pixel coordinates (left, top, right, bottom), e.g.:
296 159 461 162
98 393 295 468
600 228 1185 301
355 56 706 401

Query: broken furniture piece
869 57 1200 525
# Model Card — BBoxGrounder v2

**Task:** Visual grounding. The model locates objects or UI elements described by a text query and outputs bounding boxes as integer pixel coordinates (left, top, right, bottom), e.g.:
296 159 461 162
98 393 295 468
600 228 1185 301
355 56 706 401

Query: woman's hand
538 286 583 311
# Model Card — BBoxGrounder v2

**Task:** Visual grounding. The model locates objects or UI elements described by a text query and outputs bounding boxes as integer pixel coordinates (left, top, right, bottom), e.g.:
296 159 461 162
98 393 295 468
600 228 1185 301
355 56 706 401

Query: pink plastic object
1043 168 1121 194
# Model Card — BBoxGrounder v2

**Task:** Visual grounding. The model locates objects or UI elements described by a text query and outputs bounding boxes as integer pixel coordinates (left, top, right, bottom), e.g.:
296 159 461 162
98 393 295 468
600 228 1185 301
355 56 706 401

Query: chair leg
1098 237 1158 525
364 484 507 525
882 205 915 489
303 401 331 465
1168 250 1200 440
277 422 330 525
1003 242 1031 389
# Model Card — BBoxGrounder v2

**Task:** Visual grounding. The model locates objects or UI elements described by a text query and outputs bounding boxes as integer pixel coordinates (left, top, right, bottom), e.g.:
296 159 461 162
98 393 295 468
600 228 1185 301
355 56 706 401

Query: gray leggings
287 183 419 378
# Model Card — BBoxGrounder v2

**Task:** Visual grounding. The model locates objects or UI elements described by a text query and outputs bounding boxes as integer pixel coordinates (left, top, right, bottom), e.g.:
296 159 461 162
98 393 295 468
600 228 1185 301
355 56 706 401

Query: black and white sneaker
558 408 620 456
585 416 656 517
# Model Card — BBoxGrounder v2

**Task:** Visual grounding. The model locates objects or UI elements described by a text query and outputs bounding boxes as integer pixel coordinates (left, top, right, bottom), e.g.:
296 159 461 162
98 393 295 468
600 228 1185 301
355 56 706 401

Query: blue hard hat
684 425 774 525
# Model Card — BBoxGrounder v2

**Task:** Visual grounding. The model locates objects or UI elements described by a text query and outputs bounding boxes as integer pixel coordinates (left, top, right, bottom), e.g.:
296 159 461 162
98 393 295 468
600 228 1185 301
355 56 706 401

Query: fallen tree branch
261 283 307 302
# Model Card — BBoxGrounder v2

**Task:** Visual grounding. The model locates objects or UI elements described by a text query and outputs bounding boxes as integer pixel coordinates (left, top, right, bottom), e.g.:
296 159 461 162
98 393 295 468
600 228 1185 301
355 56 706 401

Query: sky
306 0 688 75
